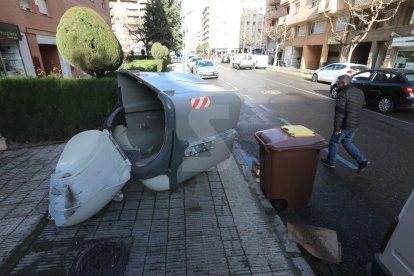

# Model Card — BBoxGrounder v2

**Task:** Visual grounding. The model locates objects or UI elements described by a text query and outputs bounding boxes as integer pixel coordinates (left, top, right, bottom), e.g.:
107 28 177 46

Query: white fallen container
49 130 131 227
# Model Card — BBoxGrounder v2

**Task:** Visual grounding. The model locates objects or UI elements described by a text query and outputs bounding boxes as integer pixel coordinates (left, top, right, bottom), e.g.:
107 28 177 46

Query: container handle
254 132 271 152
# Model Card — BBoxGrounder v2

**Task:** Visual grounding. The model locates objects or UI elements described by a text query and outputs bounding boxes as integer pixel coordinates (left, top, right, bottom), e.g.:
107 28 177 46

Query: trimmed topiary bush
0 77 117 142
56 6 123 78
162 45 169 59
151 42 164 60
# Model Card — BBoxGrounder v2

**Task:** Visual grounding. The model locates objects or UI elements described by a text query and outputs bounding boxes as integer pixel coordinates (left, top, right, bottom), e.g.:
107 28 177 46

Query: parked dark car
221 54 230 63
330 69 414 113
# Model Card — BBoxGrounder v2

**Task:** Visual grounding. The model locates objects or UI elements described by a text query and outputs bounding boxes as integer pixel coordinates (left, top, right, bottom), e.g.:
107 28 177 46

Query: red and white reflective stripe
191 97 211 110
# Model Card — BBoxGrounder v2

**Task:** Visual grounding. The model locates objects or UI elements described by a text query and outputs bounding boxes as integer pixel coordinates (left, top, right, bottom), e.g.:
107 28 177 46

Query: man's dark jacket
334 85 365 132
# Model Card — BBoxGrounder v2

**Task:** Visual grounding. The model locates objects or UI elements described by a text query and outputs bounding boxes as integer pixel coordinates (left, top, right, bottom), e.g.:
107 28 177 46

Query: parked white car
311 63 368 83
188 56 203 71
193 59 219 79
232 53 254 70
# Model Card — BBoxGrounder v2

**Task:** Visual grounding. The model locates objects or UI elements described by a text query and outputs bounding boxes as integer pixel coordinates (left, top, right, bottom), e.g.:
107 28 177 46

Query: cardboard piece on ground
287 222 342 264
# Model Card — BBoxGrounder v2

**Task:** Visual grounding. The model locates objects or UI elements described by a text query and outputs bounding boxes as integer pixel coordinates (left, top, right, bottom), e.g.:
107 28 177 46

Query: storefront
0 22 26 77
391 36 414 70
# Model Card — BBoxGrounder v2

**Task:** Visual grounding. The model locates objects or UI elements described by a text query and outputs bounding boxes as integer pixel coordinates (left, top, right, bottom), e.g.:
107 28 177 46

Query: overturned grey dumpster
49 70 241 226
105 70 241 191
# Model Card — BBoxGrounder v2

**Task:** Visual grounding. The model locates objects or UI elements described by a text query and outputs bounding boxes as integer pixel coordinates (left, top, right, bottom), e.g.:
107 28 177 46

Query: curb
231 144 315 276
267 66 312 79
0 212 49 276
0 134 7 151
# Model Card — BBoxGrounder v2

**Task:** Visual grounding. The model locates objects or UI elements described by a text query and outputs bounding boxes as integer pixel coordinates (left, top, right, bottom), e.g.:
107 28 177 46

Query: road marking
323 149 358 170
363 109 414 127
279 118 291 125
233 86 239 90
244 95 253 100
225 81 231 85
261 90 281 95
258 76 331 100
259 104 272 113
219 64 414 128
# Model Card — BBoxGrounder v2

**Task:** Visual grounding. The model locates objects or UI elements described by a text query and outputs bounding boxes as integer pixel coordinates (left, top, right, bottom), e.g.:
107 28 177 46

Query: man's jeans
326 128 367 165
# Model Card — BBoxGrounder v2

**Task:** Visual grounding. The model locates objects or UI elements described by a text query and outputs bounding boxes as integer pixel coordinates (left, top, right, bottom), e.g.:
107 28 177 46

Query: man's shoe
321 158 335 168
357 160 370 173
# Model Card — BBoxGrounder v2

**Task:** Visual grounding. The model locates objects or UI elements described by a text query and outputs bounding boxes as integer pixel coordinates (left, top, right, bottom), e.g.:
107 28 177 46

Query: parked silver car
193 60 219 79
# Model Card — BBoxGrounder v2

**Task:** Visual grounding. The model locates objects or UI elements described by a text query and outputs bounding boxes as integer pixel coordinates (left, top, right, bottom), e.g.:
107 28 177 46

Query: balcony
268 0 281 6
280 0 290 7
266 7 287 19
318 0 345 14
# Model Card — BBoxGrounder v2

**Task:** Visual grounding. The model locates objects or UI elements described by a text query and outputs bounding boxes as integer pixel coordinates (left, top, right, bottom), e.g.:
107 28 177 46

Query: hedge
0 77 117 142
122 59 169 72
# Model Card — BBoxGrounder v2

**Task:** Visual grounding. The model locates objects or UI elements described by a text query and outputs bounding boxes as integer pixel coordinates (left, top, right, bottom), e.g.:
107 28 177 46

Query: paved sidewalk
0 143 313 275
266 66 313 79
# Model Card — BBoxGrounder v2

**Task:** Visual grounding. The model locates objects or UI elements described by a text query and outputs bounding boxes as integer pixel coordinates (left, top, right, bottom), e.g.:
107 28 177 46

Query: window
297 25 306 37
324 64 336 70
293 2 300 14
371 72 399 83
352 71 373 81
334 64 346 70
102 0 106 9
311 20 327 34
19 0 31 11
394 51 414 70
311 0 319 8
335 15 349 32
35 0 48 15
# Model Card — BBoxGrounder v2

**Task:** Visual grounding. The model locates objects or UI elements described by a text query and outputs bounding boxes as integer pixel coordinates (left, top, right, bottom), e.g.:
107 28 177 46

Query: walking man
321 75 370 173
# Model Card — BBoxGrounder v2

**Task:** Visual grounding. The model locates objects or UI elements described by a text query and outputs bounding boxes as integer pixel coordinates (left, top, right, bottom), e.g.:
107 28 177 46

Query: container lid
281 125 315 137
256 128 327 151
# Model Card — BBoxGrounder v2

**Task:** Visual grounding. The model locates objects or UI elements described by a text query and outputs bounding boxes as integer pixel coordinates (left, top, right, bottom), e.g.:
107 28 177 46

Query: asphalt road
204 62 414 275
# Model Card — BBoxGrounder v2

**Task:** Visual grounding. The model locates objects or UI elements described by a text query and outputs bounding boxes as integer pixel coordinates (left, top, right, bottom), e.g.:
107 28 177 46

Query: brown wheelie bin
254 127 327 210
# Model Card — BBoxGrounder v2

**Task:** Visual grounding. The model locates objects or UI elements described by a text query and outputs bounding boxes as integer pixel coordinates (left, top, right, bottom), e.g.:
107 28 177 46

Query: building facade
201 0 242 55
181 0 204 55
0 0 111 77
265 0 414 70
109 0 148 56
240 0 267 53
264 0 288 63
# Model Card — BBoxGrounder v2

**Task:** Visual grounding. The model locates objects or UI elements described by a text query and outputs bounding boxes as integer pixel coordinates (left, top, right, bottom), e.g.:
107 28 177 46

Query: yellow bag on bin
281 125 315 137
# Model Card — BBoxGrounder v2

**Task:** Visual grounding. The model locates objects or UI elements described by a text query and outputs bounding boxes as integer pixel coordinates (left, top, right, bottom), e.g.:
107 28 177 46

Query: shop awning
391 36 414 47
0 22 21 41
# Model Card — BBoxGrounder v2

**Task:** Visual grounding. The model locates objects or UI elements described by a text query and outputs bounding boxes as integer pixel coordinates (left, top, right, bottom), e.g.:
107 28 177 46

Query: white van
369 190 414 275
232 53 254 70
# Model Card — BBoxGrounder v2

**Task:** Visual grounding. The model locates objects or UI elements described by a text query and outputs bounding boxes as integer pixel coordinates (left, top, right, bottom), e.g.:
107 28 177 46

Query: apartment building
0 0 111 77
201 0 242 55
240 0 267 53
277 0 347 69
181 0 204 54
354 1 414 70
266 0 414 70
109 0 148 56
264 0 288 62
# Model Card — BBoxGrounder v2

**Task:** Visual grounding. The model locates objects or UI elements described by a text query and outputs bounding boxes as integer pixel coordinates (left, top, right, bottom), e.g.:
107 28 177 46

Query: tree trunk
347 44 357 63
273 44 280 66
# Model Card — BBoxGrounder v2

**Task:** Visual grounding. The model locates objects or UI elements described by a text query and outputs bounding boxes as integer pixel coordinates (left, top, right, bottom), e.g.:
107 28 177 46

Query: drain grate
69 238 132 276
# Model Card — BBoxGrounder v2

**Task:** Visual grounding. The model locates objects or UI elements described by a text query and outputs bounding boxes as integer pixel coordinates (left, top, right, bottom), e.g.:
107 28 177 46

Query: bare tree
323 0 405 63
125 18 150 57
263 22 294 66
